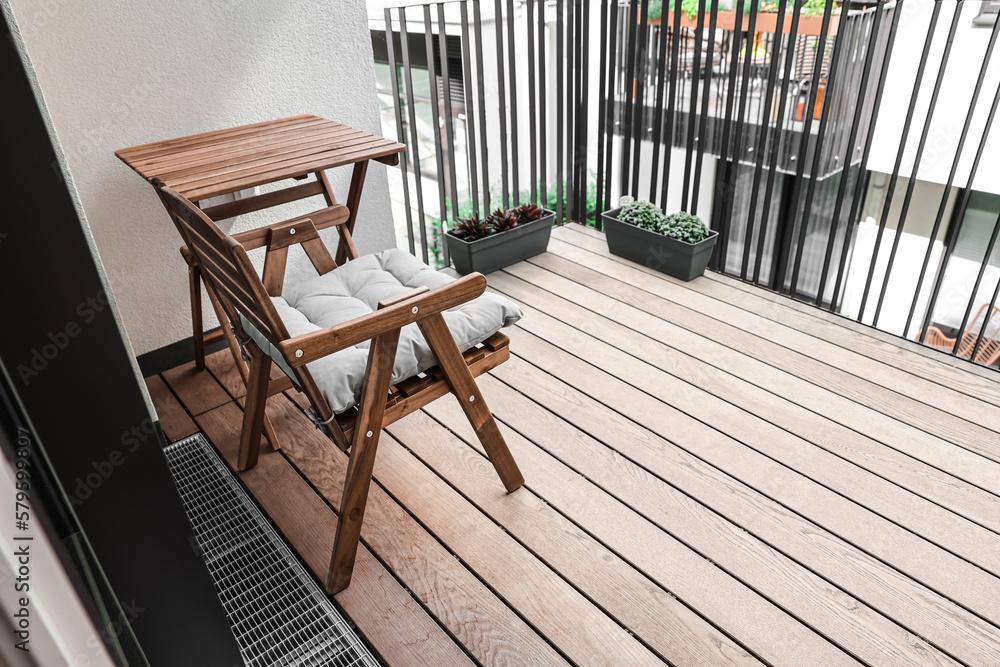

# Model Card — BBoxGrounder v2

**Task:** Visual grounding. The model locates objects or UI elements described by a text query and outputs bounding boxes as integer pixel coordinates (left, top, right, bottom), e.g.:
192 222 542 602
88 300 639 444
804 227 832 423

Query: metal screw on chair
469 395 475 402
366 430 373 438
290 228 296 235
412 306 419 314
295 349 303 358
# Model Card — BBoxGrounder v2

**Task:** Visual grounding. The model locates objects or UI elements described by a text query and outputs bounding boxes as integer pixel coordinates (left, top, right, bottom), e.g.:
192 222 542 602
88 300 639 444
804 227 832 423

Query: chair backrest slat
157 186 288 345
156 184 337 426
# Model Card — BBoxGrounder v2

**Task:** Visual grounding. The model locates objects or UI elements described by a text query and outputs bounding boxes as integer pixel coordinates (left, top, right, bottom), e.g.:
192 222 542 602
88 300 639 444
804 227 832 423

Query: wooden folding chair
155 184 524 594
921 303 1000 367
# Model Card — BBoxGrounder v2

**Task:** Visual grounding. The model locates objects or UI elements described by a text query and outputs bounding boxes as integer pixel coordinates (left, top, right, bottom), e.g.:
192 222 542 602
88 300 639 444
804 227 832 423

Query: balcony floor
146 223 1000 667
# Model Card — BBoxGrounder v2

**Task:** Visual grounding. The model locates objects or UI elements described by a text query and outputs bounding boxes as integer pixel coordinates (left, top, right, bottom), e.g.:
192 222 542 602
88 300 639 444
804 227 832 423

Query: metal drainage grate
164 434 381 667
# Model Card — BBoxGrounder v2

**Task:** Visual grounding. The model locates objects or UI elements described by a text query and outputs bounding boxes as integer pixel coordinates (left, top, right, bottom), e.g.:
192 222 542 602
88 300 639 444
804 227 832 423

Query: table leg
337 161 369 265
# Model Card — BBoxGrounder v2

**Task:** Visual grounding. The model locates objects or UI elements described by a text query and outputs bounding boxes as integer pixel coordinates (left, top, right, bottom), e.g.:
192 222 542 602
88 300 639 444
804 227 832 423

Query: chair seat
244 249 521 413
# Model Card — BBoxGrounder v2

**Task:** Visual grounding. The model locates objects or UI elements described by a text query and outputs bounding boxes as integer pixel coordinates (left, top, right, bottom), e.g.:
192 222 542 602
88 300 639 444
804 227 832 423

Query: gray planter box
602 207 718 281
445 210 555 275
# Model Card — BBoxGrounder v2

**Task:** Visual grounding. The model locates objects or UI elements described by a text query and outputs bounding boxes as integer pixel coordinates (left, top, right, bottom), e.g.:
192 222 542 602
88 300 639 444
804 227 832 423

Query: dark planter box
445 210 555 275
602 207 718 281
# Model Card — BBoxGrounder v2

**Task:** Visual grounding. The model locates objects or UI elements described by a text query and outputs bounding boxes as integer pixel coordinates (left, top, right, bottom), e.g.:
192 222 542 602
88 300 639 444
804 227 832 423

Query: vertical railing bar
969 217 1000 363
920 82 1000 344
787 1 843 297
873 1 961 328
856 1 942 321
460 1 479 219
658 0 683 206
538 0 548 211
399 9 430 264
780 1 836 293
690 2 719 217
385 8 416 256
753 0 802 285
742 0 790 282
602 1 620 213
526 0 538 204
630 0 651 198
710 0 746 272
813 0 886 303
506 0 520 206
596 0 610 226
556 0 564 222
905 6 1000 335
473 1 491 213
831 1 901 312
681 1 707 214
620 0 640 197
721 0 760 257
568 0 578 219
437 2 460 267
493 0 510 209
424 4 449 267
577 0 591 224
648 17 670 203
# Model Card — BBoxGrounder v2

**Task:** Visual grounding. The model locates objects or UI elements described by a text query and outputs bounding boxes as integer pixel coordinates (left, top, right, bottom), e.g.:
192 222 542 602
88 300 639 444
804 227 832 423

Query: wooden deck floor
146 223 1000 667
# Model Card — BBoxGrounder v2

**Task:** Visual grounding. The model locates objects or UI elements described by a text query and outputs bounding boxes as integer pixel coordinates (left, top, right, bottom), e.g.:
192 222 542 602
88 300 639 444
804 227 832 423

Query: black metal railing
374 0 1000 371
374 0 592 267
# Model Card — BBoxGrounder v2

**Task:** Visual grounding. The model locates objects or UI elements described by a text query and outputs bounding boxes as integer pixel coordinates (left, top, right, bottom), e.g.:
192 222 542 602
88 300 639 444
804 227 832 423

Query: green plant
659 211 711 243
648 0 838 21
617 200 666 231
616 202 711 244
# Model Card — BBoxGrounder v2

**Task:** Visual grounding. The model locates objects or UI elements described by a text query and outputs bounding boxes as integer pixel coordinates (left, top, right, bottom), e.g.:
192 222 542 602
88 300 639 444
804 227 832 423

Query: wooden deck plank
263 396 568 667
484 353 1000 666
266 396 571 667
144 374 197 442
510 255 1000 531
161 360 232 416
195 401 471 667
557 224 1000 408
418 398 865 667
383 411 763 667
543 235 1000 464
442 377 959 667
490 300 1000 625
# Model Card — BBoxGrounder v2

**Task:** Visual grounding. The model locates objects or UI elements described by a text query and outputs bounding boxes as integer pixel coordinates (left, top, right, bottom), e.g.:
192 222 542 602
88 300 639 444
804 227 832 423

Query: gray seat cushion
243 249 521 414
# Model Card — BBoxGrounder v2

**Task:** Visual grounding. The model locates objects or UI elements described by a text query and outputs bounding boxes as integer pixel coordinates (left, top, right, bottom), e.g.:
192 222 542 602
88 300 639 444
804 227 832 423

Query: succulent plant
515 203 546 223
617 200 666 232
488 207 520 233
451 214 492 241
658 212 711 244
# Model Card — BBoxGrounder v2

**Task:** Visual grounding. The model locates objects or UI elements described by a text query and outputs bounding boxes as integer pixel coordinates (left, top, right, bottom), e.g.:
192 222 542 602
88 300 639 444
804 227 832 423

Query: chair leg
418 314 524 493
189 264 206 370
327 329 401 595
238 343 272 471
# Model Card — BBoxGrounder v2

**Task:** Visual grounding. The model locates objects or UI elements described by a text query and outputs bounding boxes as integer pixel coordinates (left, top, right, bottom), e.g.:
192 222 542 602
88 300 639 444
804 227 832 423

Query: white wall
867 0 1000 194
8 0 396 355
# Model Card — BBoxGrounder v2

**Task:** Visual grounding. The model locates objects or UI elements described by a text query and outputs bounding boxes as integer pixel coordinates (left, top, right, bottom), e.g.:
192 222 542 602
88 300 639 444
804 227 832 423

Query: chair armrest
278 273 488 367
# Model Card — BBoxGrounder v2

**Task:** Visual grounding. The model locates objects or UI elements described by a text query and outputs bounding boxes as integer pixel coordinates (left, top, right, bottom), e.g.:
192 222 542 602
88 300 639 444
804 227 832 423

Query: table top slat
183 139 402 201
116 115 317 162
151 125 365 181
116 115 404 202
125 118 339 172
166 132 388 190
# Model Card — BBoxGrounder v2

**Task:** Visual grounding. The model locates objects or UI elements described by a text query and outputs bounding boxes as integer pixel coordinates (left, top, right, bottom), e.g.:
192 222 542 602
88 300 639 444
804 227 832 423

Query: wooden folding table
116 114 405 367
